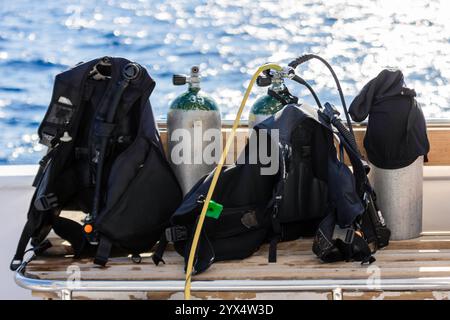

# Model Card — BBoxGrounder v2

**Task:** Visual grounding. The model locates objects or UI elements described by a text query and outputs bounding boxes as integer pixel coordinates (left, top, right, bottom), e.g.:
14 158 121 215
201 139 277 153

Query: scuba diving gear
255 68 323 111
173 103 331 298
286 55 390 258
249 66 324 129
290 75 323 109
313 102 390 262
369 157 423 240
249 67 322 122
168 59 391 299
168 101 383 293
349 69 428 240
89 61 141 232
168 66 221 195
289 54 353 133
249 69 297 128
11 57 182 270
349 69 429 169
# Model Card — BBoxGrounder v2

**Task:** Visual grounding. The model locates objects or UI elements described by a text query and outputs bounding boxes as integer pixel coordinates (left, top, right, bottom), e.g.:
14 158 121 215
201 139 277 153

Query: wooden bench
17 232 450 300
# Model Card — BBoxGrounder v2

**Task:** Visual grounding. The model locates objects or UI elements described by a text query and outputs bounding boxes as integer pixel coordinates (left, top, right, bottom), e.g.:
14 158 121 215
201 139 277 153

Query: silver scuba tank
167 66 222 195
369 156 424 240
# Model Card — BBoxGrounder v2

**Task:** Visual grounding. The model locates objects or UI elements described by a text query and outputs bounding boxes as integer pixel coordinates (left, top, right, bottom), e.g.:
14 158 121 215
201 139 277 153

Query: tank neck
269 71 286 93
188 86 200 93
271 80 286 93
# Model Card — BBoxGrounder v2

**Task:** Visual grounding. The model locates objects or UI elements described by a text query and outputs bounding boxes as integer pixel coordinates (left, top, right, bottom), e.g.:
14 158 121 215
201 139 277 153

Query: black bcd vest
159 104 390 274
11 57 182 270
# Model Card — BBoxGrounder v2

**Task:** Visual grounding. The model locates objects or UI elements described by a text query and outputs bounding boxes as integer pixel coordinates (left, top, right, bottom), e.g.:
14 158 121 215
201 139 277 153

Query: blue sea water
0 0 449 164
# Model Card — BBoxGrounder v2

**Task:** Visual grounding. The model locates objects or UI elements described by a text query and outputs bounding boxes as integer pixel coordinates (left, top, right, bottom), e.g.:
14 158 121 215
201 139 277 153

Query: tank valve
172 66 201 89
250 67 295 128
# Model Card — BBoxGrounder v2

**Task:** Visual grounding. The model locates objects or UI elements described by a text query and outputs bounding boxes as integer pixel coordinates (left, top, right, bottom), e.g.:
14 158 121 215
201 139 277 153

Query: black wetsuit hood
349 69 429 169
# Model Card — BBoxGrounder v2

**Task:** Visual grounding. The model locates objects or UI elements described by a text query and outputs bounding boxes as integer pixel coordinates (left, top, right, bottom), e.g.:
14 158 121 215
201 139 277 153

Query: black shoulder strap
267 144 289 263
152 234 169 265
10 220 34 271
89 61 139 225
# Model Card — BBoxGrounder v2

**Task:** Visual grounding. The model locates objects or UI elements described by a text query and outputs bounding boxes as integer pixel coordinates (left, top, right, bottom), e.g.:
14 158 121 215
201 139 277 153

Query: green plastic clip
206 200 223 220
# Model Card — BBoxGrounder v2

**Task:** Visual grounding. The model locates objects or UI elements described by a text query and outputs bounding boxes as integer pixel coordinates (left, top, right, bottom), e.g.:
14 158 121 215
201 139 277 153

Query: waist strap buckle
333 225 355 244
165 226 188 243
34 193 58 211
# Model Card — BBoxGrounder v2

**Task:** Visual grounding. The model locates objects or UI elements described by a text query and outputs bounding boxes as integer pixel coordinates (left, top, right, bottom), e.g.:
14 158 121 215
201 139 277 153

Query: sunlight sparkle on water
0 0 449 163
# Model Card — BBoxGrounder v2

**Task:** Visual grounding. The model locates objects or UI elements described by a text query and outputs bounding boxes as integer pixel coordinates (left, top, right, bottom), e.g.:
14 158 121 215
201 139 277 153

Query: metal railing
15 262 450 300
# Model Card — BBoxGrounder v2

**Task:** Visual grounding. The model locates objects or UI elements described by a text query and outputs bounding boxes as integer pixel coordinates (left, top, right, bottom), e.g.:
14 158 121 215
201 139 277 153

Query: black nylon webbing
52 216 85 257
10 220 34 270
94 237 112 267
268 237 278 263
152 234 168 266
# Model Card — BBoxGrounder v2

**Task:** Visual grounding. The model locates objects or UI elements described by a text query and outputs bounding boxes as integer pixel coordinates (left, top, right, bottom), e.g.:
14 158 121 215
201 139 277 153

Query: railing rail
14 262 450 300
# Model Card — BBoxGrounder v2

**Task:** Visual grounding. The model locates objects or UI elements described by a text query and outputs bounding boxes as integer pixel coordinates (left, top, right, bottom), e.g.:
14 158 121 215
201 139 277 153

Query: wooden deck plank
25 236 450 282
28 250 450 267
24 266 450 281
29 252 450 270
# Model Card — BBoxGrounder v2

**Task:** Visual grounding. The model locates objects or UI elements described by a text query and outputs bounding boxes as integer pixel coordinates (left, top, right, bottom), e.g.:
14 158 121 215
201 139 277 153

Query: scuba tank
168 66 222 195
248 70 297 128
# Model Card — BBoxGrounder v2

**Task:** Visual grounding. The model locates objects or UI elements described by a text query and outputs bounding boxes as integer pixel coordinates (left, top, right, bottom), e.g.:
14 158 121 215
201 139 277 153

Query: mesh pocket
46 102 74 125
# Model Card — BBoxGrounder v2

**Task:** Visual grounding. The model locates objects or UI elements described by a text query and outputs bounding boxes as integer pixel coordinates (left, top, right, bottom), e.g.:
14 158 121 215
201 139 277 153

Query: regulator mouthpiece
172 65 201 89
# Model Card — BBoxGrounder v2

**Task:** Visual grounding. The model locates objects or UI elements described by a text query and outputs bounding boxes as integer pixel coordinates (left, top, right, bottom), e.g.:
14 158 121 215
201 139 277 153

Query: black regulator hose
322 102 361 158
288 54 354 136
291 75 323 109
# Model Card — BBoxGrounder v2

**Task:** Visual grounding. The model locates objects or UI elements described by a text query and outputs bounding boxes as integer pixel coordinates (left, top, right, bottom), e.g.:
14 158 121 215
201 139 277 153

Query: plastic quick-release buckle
333 225 355 244
165 226 188 243
34 193 58 211
34 239 52 255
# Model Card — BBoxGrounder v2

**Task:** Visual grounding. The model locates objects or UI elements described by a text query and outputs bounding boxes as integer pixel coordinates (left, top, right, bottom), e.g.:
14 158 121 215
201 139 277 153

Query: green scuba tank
168 66 222 195
249 71 294 128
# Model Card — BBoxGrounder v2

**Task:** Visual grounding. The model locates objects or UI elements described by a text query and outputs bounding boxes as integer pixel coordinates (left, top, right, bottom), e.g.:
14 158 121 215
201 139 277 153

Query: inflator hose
291 75 323 109
289 54 354 135
184 63 283 300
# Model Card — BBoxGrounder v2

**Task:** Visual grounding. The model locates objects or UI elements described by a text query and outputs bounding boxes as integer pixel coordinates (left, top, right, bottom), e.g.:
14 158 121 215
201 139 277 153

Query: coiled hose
291 75 323 109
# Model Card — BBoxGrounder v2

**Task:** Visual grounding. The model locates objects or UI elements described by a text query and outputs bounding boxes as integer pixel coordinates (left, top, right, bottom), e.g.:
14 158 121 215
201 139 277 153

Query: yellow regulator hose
184 63 283 300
